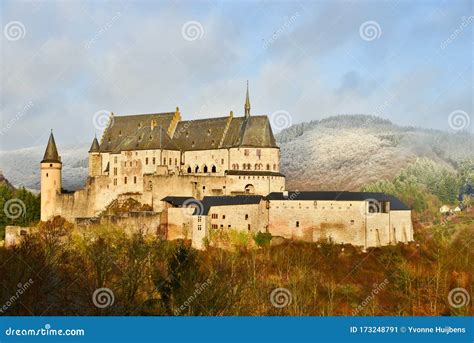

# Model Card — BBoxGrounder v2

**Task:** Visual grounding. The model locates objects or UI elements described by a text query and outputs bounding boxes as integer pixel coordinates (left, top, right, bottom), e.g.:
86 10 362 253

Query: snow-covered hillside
0 143 89 191
277 115 474 191
1 115 472 192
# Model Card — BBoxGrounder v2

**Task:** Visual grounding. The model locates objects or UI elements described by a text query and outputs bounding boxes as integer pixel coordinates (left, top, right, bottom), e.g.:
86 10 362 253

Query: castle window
175 158 178 165
203 186 206 190
350 220 355 225
255 163 259 170
124 177 127 184
266 164 270 170
46 173 48 177
197 225 202 231
187 166 192 173
247 163 251 170
146 158 149 165
245 214 248 220
222 215 225 219
228 224 231 229
248 224 251 231
296 221 300 227
153 157 156 164
198 216 202 222
220 224 223 229
244 149 249 156
203 165 208 173
113 167 117 176
163 158 166 165
134 176 137 184
113 178 117 186
195 166 199 173
49 163 52 167
169 158 172 165
211 165 216 173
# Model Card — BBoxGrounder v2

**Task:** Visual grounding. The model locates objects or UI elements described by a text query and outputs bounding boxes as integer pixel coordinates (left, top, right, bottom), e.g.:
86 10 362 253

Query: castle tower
244 80 251 117
88 136 102 177
40 131 62 221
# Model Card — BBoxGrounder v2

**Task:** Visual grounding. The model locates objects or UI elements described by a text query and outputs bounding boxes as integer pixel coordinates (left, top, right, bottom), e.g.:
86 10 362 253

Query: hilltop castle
39 84 413 250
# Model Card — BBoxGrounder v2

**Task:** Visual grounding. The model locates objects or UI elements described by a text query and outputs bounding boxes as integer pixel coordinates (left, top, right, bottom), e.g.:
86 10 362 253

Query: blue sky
0 0 472 150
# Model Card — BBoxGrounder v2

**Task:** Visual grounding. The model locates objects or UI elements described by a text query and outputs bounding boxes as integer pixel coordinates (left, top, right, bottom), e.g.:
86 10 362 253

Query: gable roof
97 111 278 153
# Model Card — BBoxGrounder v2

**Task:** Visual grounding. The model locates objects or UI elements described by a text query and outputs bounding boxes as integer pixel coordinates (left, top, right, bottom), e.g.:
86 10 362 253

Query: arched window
247 163 251 170
266 164 270 170
244 184 255 194
195 166 199 173
187 166 192 173
211 165 216 173
203 165 208 173
255 163 259 170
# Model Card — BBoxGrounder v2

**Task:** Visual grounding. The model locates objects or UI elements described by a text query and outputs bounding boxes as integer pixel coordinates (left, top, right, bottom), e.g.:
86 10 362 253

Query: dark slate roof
99 112 178 152
98 112 278 153
162 195 263 214
161 196 195 207
226 170 285 177
41 132 61 163
198 195 263 215
173 116 230 150
221 116 277 148
89 137 100 153
263 191 410 210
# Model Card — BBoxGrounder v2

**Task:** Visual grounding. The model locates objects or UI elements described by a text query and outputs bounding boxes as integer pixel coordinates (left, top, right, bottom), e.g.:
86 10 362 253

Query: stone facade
39 88 413 250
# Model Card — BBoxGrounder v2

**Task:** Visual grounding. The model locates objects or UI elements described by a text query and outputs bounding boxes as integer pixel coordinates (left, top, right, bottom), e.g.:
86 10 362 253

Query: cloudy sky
0 0 472 150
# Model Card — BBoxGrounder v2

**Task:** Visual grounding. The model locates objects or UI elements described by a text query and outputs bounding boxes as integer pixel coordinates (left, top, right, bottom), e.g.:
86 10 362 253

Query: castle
39 84 413 250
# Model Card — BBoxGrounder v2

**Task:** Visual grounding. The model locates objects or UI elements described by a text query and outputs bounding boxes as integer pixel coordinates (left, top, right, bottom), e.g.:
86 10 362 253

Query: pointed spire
41 131 61 163
89 136 100 153
244 80 251 117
